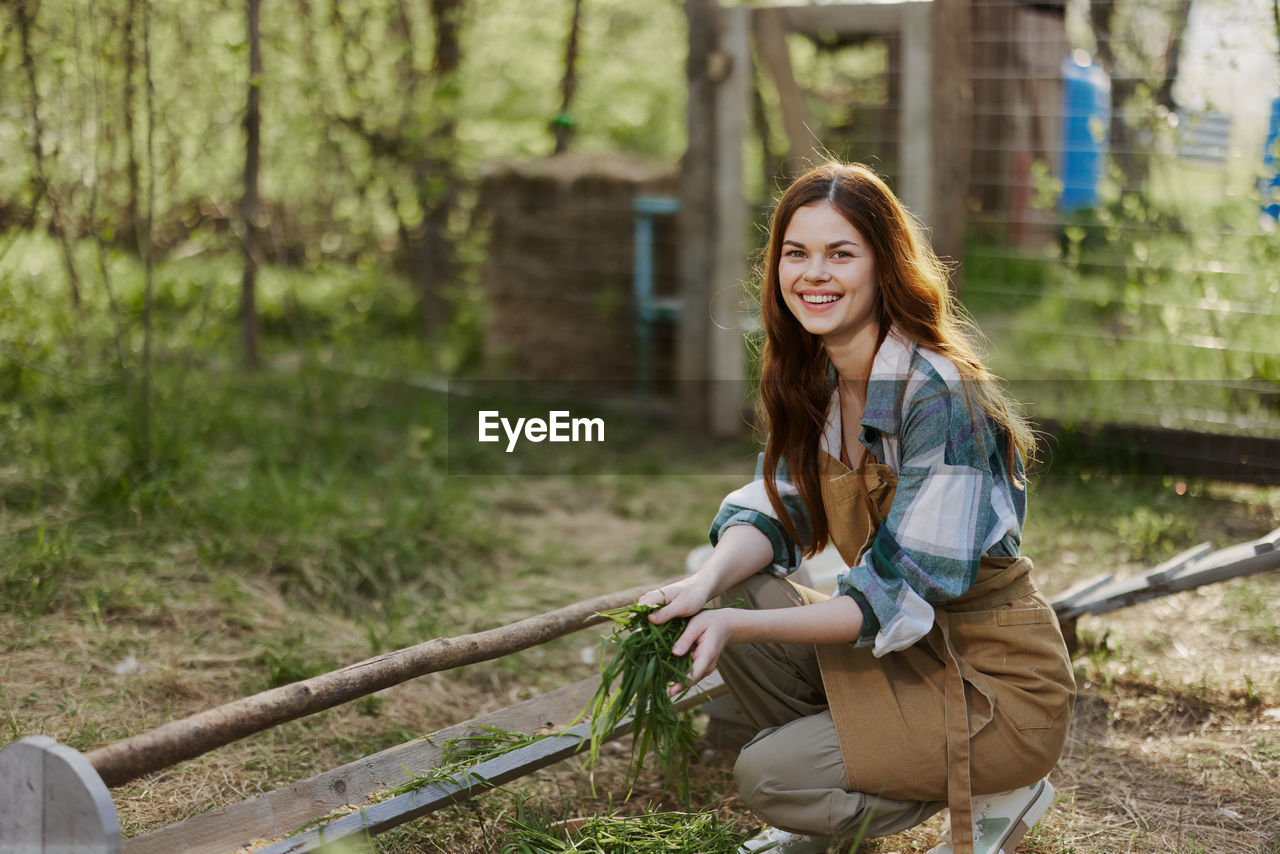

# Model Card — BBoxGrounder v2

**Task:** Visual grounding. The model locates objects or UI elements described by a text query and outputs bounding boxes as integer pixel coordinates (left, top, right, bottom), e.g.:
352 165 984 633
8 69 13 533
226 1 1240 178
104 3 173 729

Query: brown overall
720 452 1075 854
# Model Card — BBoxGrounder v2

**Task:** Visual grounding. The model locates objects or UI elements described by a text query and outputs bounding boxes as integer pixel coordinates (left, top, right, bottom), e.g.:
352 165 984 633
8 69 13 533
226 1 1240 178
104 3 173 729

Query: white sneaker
738 825 833 853
925 778 1055 854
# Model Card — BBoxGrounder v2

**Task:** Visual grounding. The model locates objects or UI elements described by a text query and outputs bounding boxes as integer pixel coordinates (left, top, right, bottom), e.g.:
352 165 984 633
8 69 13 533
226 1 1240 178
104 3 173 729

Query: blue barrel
1262 96 1280 223
1059 50 1111 213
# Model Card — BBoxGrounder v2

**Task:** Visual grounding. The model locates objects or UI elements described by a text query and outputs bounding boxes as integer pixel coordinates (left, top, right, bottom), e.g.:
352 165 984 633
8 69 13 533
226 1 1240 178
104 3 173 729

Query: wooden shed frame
678 0 970 436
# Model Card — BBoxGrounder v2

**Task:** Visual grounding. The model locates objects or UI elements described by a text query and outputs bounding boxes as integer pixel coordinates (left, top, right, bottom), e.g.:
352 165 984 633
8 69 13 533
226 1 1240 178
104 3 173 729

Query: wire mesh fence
745 0 1280 460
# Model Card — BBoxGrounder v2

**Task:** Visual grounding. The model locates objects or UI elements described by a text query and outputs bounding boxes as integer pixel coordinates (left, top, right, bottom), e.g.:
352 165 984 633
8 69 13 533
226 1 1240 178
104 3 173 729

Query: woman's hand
637 576 711 625
638 576 733 697
665 607 745 697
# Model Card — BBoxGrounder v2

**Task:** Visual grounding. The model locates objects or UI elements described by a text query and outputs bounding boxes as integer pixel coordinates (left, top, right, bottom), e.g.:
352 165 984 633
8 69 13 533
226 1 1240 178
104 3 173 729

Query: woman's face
777 201 880 351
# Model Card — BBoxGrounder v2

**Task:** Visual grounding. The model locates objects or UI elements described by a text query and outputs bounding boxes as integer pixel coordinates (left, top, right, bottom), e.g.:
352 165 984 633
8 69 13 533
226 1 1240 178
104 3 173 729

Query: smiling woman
638 162 1073 854
777 202 880 358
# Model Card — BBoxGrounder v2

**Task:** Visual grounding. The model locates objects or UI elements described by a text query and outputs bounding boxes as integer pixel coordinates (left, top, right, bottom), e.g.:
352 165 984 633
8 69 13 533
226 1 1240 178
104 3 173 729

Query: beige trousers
716 574 946 840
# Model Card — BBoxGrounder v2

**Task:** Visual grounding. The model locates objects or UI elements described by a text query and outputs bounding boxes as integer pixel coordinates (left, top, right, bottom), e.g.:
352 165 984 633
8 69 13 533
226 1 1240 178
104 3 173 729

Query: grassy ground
2 233 1279 852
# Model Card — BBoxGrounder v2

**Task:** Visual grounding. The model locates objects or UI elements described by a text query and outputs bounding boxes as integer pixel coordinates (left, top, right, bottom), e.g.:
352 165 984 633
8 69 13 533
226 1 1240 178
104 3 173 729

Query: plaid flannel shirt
710 332 1026 656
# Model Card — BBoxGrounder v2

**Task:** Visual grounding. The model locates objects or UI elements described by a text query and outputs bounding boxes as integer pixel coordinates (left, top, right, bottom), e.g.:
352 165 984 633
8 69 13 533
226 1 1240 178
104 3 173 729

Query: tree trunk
123 0 142 249
16 0 83 308
138 0 157 473
1090 0 1193 193
240 0 263 370
411 0 464 336
553 0 583 154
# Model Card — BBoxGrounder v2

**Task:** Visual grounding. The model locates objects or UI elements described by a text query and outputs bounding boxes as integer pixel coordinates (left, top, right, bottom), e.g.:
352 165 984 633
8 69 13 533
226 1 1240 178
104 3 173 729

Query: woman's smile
778 201 880 350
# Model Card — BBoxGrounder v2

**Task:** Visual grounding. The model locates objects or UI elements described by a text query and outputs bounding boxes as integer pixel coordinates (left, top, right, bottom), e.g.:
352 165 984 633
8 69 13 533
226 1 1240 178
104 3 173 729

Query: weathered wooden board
708 4 751 438
122 677 597 854
253 673 727 854
124 673 725 854
1055 527 1279 620
0 736 121 854
898 1 933 226
249 674 725 854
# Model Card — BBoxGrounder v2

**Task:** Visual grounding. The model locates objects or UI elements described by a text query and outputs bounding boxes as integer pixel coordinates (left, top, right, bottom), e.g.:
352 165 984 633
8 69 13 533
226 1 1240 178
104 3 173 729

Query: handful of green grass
501 806 752 853
386 726 548 796
576 602 697 801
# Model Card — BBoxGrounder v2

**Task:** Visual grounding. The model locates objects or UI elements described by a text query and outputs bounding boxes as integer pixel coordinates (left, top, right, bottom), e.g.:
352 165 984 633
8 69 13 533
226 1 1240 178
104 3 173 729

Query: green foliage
385 726 548 796
576 603 696 804
0 240 488 631
499 804 752 854
0 0 686 269
963 159 1280 440
1114 505 1196 563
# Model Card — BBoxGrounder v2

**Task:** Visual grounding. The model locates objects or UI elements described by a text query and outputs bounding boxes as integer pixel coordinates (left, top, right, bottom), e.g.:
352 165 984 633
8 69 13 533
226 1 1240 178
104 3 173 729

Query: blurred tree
15 0 84 306
122 0 143 249
323 0 466 334
552 0 583 153
241 0 263 368
1088 0 1194 188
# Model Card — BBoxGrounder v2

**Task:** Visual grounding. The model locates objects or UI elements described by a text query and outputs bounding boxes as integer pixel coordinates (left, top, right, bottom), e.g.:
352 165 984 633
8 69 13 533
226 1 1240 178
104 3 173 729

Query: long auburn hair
758 162 1036 557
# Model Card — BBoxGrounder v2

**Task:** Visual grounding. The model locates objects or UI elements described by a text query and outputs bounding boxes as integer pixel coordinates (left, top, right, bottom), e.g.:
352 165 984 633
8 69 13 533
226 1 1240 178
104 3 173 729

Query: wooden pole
898 1 934 228
708 4 751 438
676 0 718 433
84 579 678 788
929 0 972 278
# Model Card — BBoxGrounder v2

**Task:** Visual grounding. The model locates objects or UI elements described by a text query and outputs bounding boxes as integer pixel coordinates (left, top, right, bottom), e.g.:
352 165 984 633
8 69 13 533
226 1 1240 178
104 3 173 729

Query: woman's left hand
667 607 745 697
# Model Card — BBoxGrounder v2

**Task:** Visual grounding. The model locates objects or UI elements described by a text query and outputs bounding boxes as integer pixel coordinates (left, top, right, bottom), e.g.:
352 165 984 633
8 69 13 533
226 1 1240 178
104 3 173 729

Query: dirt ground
3 472 1278 853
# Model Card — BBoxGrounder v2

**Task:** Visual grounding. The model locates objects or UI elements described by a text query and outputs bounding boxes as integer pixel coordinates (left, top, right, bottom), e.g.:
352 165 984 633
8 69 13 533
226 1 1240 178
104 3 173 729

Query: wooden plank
1036 418 1280 486
708 4 751 437
1048 572 1116 613
253 673 727 854
88 579 674 788
42 742 122 852
1143 542 1214 586
255 727 600 853
897 1 933 226
124 677 598 854
0 737 51 850
0 736 121 853
1056 527 1280 619
753 7 818 174
781 4 905 37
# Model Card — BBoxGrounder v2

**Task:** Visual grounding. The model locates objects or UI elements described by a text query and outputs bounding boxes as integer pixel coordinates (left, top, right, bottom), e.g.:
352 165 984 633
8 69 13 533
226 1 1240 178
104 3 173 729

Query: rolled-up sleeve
837 380 1012 656
709 455 811 577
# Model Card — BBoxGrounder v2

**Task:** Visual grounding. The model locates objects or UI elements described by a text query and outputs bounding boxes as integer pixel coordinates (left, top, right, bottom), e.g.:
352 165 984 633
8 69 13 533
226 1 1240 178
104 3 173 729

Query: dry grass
2 472 1277 853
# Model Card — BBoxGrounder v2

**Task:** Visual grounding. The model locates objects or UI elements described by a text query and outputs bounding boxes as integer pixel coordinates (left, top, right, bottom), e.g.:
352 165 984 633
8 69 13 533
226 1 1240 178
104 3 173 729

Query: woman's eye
784 249 806 259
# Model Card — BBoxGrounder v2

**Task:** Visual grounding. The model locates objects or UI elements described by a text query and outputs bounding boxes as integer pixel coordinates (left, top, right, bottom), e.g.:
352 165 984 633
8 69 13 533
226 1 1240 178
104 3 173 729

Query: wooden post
898 1 934 228
708 4 751 437
676 0 717 433
678 0 750 438
0 736 121 853
929 0 972 276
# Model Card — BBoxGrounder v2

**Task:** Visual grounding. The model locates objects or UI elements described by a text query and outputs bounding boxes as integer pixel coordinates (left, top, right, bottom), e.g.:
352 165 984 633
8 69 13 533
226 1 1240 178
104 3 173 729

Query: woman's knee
733 735 781 810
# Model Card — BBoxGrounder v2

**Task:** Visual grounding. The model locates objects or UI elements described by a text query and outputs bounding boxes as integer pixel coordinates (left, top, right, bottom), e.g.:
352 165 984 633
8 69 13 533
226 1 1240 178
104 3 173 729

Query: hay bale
477 154 679 385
